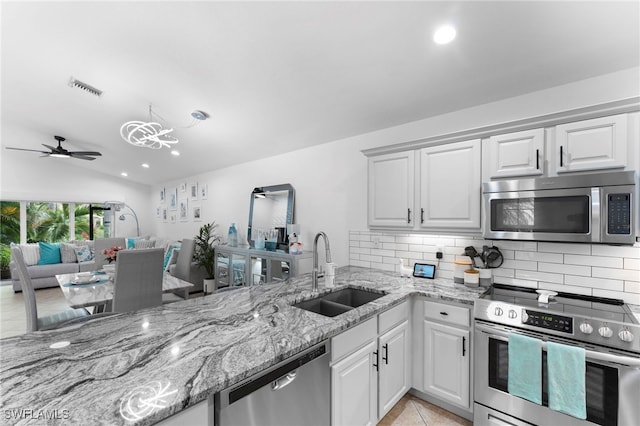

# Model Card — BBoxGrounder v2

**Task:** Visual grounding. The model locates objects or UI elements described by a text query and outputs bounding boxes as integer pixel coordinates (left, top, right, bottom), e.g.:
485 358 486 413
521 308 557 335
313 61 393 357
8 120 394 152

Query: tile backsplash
349 230 640 305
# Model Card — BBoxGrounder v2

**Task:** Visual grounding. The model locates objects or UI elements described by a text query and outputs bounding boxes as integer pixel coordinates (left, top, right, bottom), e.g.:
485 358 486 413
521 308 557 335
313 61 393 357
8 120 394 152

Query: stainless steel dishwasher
214 341 330 426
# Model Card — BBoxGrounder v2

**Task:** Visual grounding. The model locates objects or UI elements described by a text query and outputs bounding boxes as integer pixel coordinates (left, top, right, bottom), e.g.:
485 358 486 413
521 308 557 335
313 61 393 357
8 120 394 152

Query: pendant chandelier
120 104 179 149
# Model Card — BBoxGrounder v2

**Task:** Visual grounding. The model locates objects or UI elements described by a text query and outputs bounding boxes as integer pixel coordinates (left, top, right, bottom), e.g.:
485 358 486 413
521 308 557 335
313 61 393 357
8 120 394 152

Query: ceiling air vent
68 77 103 97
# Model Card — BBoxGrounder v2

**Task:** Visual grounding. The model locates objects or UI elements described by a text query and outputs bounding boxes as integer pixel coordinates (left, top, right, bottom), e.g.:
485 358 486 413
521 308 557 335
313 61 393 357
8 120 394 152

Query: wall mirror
247 183 295 250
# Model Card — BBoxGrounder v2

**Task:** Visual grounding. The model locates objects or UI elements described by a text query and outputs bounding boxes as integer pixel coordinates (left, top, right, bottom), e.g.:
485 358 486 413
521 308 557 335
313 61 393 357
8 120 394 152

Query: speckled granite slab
0 266 485 425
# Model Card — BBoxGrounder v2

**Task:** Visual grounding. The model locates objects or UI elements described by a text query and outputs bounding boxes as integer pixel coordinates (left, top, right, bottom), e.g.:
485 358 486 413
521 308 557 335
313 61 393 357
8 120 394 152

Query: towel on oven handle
547 341 587 419
508 332 542 405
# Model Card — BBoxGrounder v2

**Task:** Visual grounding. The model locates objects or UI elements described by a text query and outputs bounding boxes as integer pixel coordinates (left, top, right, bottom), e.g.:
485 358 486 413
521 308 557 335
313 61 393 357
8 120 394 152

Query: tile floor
0 282 472 425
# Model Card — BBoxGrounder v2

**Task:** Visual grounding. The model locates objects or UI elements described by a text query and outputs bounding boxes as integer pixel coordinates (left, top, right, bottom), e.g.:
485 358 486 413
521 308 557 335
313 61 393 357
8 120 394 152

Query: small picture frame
159 187 166 204
162 207 168 223
168 188 178 210
170 212 177 223
413 263 436 279
189 182 198 201
192 205 202 221
179 198 188 221
180 182 187 193
200 183 208 200
156 206 161 218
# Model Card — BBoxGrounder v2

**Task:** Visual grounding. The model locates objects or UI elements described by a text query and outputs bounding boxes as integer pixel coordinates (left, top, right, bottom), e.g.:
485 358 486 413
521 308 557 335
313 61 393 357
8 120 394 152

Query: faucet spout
312 232 332 292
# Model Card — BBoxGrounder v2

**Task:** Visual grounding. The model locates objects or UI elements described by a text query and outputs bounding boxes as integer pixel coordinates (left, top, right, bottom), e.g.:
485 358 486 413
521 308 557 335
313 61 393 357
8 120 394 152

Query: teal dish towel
547 341 587 419
508 332 542 405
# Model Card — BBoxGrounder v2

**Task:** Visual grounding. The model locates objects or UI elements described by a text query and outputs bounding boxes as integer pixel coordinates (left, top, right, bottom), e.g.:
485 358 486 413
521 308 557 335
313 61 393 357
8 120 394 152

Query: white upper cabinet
368 151 415 228
485 129 544 179
554 114 628 174
419 140 481 230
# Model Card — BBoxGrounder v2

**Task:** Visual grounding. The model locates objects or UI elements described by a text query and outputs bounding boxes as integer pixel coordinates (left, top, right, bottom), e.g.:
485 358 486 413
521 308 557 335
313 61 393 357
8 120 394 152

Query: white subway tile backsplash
538 262 591 277
349 230 640 303
538 242 591 255
592 267 640 282
564 254 623 268
592 244 640 258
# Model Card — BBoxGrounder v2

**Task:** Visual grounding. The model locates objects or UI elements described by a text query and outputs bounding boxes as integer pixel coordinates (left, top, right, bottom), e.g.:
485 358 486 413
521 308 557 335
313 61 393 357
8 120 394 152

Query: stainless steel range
473 284 640 426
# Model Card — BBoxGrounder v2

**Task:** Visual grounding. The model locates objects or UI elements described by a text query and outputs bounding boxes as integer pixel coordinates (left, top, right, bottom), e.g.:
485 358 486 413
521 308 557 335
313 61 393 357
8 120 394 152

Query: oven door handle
476 324 640 368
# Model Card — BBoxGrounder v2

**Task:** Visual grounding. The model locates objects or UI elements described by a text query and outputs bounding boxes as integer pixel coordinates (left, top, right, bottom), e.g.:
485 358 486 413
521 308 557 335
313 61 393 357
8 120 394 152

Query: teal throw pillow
163 244 181 271
75 245 92 262
37 242 62 265
126 238 142 249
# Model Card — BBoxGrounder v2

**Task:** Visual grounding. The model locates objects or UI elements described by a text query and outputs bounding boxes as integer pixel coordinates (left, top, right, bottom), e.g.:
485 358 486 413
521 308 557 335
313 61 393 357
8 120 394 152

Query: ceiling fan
5 135 102 161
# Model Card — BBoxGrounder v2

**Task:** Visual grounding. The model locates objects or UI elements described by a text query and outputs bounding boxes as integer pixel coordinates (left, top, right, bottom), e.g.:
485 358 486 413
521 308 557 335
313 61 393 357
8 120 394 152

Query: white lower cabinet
331 301 410 426
423 320 470 408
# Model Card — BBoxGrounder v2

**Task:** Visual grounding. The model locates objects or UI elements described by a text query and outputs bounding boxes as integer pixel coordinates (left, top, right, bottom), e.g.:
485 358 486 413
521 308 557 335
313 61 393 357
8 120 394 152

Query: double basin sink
293 287 385 317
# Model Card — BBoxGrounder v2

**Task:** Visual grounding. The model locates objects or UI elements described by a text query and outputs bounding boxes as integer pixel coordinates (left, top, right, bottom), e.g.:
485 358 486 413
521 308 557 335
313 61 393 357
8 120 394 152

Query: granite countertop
0 266 485 426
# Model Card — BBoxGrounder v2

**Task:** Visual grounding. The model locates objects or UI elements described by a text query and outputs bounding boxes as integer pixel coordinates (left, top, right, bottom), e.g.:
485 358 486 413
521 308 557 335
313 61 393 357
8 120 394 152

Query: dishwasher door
215 341 330 426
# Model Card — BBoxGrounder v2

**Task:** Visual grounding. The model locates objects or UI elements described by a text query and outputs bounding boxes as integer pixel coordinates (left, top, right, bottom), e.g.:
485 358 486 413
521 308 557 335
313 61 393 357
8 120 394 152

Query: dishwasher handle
271 371 297 391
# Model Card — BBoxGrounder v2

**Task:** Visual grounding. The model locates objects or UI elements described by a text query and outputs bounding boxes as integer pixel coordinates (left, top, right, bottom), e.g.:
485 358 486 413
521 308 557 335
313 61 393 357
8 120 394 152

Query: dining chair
10 246 90 333
173 238 195 282
111 248 164 313
94 237 126 271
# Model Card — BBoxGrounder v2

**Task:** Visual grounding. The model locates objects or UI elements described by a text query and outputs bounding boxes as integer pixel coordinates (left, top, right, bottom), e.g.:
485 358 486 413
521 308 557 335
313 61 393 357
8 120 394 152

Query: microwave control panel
607 193 631 235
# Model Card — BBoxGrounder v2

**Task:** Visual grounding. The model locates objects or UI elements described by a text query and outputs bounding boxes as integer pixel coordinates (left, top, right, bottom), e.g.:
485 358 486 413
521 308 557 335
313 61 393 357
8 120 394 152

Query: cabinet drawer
331 317 377 363
423 300 469 327
379 300 409 335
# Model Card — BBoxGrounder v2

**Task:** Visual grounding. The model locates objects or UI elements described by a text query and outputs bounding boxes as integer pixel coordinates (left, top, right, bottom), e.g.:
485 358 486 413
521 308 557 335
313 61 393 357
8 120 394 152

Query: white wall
152 67 640 267
0 125 152 238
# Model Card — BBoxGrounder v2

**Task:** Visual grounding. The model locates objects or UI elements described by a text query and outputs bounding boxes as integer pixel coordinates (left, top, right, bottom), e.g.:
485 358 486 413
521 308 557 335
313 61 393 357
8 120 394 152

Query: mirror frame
247 183 295 249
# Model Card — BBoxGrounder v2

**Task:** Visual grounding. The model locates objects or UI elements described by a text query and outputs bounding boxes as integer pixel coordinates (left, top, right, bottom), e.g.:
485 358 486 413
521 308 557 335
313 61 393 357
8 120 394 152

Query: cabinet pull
560 146 563 167
536 149 540 170
462 336 466 357
439 311 449 316
382 344 389 365
420 208 425 224
373 350 379 371
407 208 412 224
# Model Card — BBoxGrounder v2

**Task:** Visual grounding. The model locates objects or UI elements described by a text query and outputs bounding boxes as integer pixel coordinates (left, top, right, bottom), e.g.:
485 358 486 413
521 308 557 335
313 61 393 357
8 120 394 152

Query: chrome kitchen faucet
312 232 332 292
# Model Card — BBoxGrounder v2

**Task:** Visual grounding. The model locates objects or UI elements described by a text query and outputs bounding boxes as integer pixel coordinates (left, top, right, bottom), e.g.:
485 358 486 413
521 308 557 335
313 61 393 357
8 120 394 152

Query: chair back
112 248 164 313
10 245 39 332
173 238 195 281
94 237 126 270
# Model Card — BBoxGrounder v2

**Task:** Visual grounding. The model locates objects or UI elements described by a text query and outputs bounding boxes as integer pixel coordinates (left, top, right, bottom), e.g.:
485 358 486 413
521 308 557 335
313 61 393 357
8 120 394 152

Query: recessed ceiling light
141 163 150 168
121 172 128 177
433 25 456 45
171 150 180 156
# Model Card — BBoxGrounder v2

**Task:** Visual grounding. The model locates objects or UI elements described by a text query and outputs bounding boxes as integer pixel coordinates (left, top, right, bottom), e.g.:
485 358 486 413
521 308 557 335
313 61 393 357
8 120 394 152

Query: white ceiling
2 1 639 185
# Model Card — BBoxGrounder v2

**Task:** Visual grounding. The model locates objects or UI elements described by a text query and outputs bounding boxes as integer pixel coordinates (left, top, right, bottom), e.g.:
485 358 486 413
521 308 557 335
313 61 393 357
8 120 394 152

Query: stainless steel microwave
483 171 637 244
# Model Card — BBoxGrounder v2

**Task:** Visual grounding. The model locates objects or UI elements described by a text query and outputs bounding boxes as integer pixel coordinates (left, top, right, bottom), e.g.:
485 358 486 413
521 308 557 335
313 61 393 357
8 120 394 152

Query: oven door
483 187 596 243
474 321 640 426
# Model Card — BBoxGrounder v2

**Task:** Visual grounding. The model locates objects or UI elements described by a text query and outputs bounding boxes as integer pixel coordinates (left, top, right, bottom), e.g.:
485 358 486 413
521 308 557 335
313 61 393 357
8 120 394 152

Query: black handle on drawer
420 208 425 224
407 208 412 224
560 146 563 167
536 149 540 170
382 344 389 365
373 350 379 371
440 311 449 316
462 337 466 357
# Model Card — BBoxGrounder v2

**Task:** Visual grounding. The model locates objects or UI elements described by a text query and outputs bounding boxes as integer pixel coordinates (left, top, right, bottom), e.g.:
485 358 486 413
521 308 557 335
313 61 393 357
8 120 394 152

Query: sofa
10 237 205 294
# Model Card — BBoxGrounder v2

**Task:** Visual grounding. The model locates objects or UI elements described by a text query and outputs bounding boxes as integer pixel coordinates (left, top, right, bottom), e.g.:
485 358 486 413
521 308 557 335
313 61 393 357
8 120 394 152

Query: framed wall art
200 183 208 200
189 182 198 201
179 198 189 221
192 205 202 221
168 188 178 210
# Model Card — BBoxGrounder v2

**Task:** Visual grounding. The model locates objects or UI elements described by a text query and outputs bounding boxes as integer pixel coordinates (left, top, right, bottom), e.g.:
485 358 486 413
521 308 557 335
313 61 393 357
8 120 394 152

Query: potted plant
0 245 11 281
194 222 221 293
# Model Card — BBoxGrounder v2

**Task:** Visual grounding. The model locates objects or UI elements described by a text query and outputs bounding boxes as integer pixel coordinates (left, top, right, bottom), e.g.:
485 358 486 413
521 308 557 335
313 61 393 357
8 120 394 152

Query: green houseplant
194 222 221 284
0 245 10 280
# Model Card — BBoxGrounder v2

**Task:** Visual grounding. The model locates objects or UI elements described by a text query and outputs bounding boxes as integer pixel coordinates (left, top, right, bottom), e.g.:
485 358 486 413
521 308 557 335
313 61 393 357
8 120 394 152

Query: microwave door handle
592 187 601 243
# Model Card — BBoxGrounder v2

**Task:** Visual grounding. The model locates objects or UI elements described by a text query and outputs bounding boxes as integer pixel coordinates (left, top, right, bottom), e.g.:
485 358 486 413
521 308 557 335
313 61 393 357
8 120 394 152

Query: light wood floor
0 282 472 426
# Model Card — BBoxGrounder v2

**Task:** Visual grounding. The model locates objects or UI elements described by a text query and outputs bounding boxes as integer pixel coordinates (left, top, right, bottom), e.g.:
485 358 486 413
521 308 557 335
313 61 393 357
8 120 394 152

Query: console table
214 246 313 288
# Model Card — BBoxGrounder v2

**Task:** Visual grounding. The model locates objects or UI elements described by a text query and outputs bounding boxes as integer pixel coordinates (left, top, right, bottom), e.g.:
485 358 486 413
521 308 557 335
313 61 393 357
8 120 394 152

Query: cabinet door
332 340 378 426
378 321 410 419
423 320 470 409
419 140 481 229
485 129 544 179
368 151 415 228
555 114 628 173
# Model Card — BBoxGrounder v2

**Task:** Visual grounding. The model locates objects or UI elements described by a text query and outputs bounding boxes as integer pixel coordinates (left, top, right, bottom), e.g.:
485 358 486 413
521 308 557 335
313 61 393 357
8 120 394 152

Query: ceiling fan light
50 153 71 158
433 25 456 45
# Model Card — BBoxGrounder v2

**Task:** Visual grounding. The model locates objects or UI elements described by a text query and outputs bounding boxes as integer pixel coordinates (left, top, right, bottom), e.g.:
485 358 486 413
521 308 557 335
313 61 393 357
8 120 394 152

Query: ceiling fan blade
69 154 97 161
69 151 102 156
5 146 50 154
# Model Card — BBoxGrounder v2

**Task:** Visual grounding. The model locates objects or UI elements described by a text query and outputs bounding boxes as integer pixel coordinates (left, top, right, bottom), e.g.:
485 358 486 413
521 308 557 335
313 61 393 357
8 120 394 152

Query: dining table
56 271 194 310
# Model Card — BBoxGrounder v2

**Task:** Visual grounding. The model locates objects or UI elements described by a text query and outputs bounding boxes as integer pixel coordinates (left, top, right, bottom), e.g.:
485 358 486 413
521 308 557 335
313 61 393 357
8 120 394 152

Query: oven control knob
579 322 593 335
508 309 517 319
521 310 528 323
618 329 634 343
494 307 504 317
598 325 613 338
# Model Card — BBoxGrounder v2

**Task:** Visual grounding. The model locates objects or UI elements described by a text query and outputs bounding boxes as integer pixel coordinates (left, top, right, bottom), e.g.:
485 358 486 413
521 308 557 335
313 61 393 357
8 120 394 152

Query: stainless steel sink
292 288 385 317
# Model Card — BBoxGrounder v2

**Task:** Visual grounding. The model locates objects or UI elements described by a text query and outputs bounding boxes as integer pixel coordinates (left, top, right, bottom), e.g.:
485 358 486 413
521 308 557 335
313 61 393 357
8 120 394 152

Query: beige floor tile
409 395 472 426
